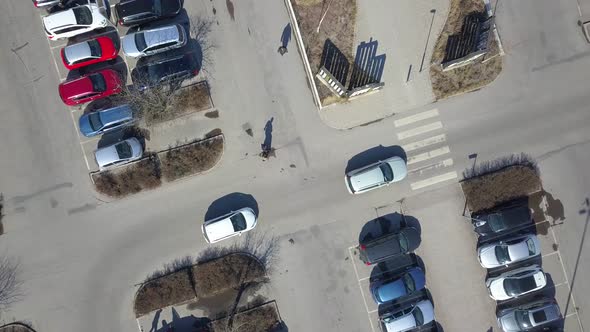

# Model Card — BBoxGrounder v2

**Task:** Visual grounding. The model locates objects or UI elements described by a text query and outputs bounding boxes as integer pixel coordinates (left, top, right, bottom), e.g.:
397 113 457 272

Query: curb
483 0 505 56
283 0 323 110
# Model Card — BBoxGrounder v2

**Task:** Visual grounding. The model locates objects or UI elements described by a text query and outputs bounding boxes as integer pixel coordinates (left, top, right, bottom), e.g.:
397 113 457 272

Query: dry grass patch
160 135 224 182
209 302 281 332
93 155 161 198
134 270 196 317
169 83 212 116
291 0 357 102
430 0 503 99
193 253 266 298
462 165 542 213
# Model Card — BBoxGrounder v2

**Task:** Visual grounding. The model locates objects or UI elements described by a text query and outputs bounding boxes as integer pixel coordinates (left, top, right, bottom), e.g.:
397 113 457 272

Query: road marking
553 282 568 288
410 171 458 190
397 122 442 140
542 251 559 258
402 134 446 152
566 312 579 318
367 309 378 314
44 37 63 82
348 247 376 332
407 146 450 165
70 111 92 171
409 158 454 174
394 109 439 127
80 137 101 145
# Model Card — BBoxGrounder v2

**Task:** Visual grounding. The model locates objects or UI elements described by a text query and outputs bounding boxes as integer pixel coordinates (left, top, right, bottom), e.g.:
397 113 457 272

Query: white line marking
45 37 63 81
409 158 454 174
70 111 92 171
394 109 439 127
566 312 579 318
402 134 446 152
407 146 450 165
542 251 559 258
397 122 443 140
553 282 568 288
80 137 101 145
348 247 376 332
367 309 378 314
50 44 64 50
410 171 458 190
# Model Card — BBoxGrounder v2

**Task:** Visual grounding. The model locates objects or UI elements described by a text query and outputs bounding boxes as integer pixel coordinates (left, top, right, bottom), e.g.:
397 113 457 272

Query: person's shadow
149 309 163 332
262 117 274 151
280 23 291 48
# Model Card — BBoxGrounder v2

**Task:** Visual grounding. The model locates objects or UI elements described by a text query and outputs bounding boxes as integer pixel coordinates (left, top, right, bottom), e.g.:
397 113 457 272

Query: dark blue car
370 267 426 304
79 104 135 137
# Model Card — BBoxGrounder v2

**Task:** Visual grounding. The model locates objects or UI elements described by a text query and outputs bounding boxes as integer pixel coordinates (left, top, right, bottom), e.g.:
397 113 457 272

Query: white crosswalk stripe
393 109 458 191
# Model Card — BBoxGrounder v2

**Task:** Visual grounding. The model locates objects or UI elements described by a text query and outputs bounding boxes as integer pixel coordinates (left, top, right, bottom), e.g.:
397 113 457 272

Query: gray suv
79 105 135 137
122 24 187 58
358 226 420 266
497 299 561 331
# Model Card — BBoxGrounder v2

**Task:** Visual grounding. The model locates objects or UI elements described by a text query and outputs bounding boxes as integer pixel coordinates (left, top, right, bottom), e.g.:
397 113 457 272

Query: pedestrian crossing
394 108 458 191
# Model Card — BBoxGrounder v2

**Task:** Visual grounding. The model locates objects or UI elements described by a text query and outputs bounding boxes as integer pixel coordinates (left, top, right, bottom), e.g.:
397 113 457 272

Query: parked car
477 233 541 269
472 204 533 237
79 104 135 137
380 299 435 332
202 208 257 244
497 299 561 332
61 36 118 70
122 24 186 58
32 0 61 8
370 267 426 304
58 69 122 105
358 226 420 266
131 52 198 90
486 265 547 301
94 137 143 170
345 156 407 194
42 4 109 40
115 0 182 27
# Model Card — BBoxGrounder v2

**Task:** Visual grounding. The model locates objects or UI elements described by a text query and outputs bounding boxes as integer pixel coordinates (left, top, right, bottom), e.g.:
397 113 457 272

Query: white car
345 156 408 194
42 4 109 40
486 265 547 301
477 233 541 269
122 24 187 58
94 138 143 170
380 299 435 332
202 208 257 244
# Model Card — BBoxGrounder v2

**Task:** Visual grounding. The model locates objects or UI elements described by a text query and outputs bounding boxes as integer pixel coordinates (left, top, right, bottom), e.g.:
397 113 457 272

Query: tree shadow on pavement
204 192 259 221
346 145 407 173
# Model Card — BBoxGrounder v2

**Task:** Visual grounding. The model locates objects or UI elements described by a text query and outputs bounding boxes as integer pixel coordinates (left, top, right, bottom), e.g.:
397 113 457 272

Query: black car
358 226 420 265
472 205 532 237
115 0 182 26
131 52 198 90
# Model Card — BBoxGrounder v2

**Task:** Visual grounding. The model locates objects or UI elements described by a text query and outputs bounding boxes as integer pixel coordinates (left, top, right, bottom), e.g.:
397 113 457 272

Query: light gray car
122 24 187 58
497 299 561 332
79 104 135 137
477 233 541 269
345 156 408 194
380 299 435 332
94 137 142 170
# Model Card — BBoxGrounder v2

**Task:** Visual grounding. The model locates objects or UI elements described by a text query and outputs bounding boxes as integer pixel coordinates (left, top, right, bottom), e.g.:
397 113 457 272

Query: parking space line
70 111 92 171
44 37 62 80
394 109 439 127
402 134 446 152
397 122 443 140
542 251 559 258
367 309 378 314
410 171 458 190
566 312 579 318
348 247 376 332
407 146 450 165
80 137 100 145
409 158 454 175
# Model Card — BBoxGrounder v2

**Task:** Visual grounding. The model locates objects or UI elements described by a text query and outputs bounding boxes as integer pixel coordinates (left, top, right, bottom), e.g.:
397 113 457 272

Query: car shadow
359 212 421 244
204 193 259 221
345 145 407 174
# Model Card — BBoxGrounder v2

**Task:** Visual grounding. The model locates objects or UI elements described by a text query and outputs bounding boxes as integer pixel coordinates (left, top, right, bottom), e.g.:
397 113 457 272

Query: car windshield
153 0 162 15
230 213 247 232
495 245 511 264
526 239 536 255
413 307 424 326
73 6 92 25
89 73 106 92
398 233 409 252
403 273 416 292
135 32 148 52
88 112 103 131
515 310 533 327
115 142 132 159
487 213 506 231
504 276 537 296
88 39 102 57
380 163 394 182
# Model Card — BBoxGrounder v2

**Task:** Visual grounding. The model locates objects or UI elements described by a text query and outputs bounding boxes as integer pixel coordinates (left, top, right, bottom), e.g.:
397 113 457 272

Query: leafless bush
463 153 538 180
93 154 161 197
146 255 195 281
0 257 23 315
120 83 177 126
160 136 224 181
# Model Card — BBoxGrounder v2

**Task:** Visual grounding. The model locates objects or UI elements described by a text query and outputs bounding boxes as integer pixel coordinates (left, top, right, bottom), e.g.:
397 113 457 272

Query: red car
60 36 118 70
58 69 123 106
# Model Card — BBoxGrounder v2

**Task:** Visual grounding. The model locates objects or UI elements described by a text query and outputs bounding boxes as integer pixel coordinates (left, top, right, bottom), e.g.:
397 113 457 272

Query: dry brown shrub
160 137 223 181
209 302 281 332
193 254 265 298
93 156 161 198
133 270 196 317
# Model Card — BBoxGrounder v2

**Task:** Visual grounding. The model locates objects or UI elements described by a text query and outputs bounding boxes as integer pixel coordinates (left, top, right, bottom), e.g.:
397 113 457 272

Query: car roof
531 303 561 325
204 216 235 242
507 235 538 259
95 138 140 167
143 24 181 47
63 40 94 63
349 165 384 192
382 300 434 331
99 105 134 125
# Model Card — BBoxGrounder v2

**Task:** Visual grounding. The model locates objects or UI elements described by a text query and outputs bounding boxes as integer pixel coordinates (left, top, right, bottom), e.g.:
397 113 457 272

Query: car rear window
380 163 393 182
230 213 247 232
398 232 409 252
135 33 148 52
495 245 510 264
403 273 416 292
413 307 424 326
89 73 106 92
115 141 132 159
88 112 103 131
88 39 102 57
73 6 93 25
532 310 547 323
526 238 536 255
505 276 537 296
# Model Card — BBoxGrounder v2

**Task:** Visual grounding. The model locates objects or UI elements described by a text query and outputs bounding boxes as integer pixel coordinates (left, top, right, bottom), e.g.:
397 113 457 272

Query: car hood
78 114 95 136
386 157 408 182
498 313 520 332
375 279 407 303
349 167 384 192
488 278 509 300
121 33 141 57
95 144 120 167
116 0 152 17
384 313 417 331
478 245 500 268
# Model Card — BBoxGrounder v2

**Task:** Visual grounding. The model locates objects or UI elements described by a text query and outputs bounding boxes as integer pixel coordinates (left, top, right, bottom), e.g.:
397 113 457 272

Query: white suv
42 4 109 40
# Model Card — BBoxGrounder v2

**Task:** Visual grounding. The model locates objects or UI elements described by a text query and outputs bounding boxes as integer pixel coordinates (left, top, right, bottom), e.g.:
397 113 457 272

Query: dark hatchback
358 226 420 265
472 205 532 237
115 0 182 26
131 52 198 90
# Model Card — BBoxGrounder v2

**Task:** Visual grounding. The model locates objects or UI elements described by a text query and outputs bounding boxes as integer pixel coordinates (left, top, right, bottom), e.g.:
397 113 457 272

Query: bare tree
188 15 216 76
119 82 179 126
0 256 22 315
